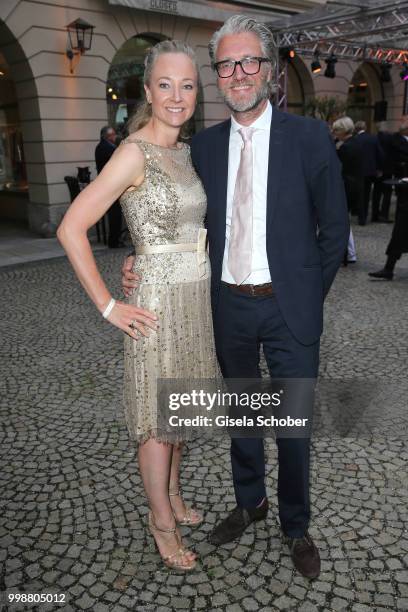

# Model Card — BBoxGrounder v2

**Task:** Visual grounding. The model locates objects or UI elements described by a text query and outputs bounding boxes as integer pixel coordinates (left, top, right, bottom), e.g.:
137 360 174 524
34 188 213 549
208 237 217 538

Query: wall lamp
66 18 94 74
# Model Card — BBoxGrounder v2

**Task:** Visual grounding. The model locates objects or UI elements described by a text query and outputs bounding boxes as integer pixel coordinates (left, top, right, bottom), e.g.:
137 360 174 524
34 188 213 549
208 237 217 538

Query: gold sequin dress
119 139 218 444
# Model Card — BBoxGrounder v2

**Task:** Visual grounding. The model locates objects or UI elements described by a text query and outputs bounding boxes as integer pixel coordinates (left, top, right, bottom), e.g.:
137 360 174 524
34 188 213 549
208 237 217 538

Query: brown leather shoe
286 532 321 579
209 499 268 545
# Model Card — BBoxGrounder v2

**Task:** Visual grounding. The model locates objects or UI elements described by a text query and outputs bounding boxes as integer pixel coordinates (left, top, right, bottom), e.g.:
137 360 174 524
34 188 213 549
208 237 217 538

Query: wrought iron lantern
66 18 94 72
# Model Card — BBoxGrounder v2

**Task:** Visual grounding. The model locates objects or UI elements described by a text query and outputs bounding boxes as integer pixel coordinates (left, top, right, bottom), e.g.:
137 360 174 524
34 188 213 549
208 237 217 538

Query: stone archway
0 52 27 196
287 55 315 115
348 62 389 131
0 19 43 228
107 33 166 134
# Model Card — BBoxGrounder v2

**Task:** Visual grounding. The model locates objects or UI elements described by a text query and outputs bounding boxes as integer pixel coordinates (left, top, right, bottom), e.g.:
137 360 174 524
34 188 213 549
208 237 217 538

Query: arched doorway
0 16 41 227
107 34 166 136
0 51 27 198
347 63 384 131
287 56 315 115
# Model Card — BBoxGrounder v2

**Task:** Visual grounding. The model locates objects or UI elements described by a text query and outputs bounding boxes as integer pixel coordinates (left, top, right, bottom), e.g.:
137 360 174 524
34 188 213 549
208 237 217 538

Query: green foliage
304 96 347 122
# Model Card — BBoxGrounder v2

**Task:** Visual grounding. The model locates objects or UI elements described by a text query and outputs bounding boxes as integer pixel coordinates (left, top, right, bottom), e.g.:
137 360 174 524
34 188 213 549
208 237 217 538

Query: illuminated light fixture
66 18 94 74
324 53 337 79
112 94 118 100
280 46 296 61
380 63 392 83
0 70 4 76
108 87 113 93
400 63 408 81
311 52 321 74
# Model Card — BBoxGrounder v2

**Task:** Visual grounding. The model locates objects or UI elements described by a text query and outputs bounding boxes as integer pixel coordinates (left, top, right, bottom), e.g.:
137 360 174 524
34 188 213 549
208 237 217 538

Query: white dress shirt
222 101 272 285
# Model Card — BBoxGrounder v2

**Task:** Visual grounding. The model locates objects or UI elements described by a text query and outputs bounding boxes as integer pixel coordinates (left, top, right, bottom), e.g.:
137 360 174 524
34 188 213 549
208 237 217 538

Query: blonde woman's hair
332 116 355 136
127 39 200 135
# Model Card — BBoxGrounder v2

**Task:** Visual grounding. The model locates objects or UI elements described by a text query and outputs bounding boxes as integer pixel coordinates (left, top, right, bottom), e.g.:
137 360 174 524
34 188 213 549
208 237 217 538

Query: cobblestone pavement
1 221 408 612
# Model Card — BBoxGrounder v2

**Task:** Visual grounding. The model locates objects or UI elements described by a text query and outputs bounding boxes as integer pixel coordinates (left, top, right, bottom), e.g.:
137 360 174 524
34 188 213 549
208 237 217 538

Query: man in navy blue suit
353 120 384 224
122 16 349 579
191 16 348 578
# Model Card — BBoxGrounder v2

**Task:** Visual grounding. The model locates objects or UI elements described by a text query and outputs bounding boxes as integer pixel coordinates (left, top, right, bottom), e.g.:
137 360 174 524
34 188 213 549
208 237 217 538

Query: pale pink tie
228 127 254 285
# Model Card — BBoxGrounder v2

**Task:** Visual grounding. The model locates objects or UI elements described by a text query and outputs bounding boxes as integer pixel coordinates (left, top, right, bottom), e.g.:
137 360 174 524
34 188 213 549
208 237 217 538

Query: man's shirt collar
231 100 272 134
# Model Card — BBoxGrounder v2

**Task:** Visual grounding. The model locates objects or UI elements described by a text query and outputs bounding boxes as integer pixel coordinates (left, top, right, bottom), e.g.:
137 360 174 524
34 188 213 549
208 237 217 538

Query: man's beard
221 78 271 113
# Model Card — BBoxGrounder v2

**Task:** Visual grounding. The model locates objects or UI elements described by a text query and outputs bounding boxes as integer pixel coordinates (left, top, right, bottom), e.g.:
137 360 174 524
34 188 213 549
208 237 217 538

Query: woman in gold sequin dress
57 41 219 572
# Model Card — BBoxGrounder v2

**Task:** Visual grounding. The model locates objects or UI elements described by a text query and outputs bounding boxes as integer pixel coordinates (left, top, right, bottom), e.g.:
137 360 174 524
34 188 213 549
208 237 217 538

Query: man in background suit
372 129 394 222
369 119 408 279
391 120 408 180
95 126 123 248
122 15 349 579
354 120 384 224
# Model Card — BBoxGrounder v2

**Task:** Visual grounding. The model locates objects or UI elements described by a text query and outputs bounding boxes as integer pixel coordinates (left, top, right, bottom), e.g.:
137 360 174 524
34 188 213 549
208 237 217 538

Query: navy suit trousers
213 283 320 538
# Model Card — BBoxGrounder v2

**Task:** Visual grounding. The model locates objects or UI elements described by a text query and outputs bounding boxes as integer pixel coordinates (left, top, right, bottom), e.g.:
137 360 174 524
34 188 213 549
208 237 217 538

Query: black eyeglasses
213 56 270 78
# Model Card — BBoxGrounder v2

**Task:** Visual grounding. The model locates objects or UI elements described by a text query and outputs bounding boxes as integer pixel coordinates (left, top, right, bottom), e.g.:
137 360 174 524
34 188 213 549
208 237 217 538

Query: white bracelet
102 298 116 319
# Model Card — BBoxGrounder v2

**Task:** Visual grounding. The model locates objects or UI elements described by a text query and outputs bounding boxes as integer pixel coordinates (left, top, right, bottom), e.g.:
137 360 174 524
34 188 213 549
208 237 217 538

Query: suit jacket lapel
214 118 231 252
266 107 287 233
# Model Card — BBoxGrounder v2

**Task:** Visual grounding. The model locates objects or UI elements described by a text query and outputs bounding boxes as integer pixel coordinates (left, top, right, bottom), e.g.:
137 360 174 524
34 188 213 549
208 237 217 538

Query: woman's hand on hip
106 300 158 339
122 255 140 297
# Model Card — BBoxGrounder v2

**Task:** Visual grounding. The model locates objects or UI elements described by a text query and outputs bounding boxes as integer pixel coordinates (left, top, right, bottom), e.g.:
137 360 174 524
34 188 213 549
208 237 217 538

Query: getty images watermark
167 388 309 430
157 377 408 440
157 378 316 439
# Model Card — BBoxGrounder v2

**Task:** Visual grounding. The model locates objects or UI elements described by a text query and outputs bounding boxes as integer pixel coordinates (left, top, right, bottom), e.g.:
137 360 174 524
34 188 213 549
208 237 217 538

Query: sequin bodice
119 139 208 284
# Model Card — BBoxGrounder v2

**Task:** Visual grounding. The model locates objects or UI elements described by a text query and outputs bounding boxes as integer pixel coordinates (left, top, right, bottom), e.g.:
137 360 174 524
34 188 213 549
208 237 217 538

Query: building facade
0 0 406 235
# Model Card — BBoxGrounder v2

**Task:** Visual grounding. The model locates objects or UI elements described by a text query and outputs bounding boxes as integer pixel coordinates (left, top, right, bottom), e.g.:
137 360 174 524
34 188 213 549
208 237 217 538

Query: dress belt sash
135 228 207 278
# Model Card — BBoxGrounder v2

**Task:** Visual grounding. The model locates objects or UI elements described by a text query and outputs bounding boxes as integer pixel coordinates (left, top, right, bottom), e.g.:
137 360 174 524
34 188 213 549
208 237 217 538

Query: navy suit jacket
354 131 384 177
377 131 394 175
191 107 349 346
391 133 408 177
95 139 116 174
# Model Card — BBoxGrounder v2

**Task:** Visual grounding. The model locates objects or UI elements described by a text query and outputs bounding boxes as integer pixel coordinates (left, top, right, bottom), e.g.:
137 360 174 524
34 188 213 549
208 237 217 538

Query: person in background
95 126 124 248
369 119 408 280
332 116 361 263
372 126 394 223
391 119 408 180
354 120 384 224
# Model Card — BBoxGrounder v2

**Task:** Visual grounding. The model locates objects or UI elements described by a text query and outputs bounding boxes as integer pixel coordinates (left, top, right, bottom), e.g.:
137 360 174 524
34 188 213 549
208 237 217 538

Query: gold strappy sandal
148 512 197 572
169 489 204 527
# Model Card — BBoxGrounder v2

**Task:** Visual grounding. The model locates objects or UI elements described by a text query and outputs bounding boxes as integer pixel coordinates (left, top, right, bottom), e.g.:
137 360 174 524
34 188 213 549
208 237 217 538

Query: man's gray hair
208 15 277 69
332 116 355 136
354 120 367 133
